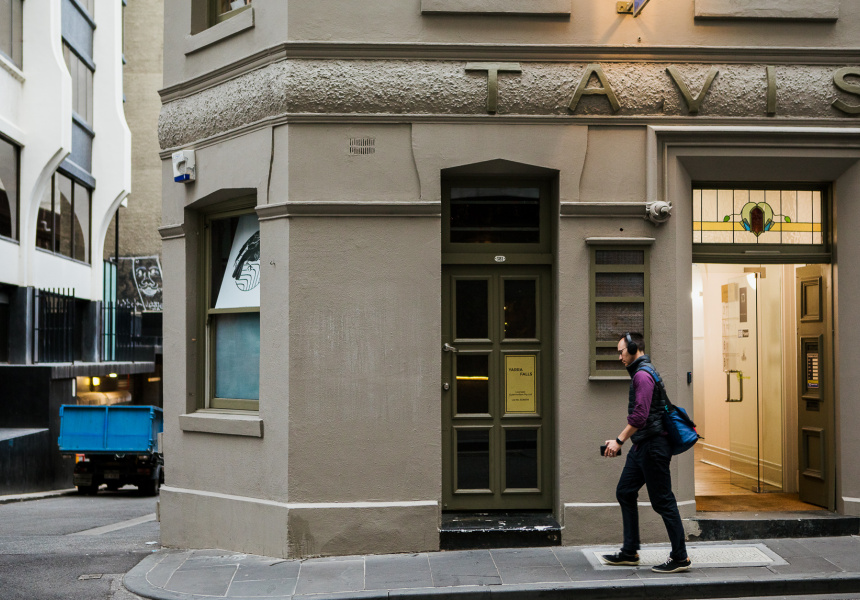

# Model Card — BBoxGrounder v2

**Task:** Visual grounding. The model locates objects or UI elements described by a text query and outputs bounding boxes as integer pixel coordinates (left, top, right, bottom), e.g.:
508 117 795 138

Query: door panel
796 265 834 509
723 276 761 492
442 265 552 510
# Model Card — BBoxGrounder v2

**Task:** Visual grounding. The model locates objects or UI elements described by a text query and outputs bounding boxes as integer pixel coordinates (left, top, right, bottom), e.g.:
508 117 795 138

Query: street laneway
0 490 158 600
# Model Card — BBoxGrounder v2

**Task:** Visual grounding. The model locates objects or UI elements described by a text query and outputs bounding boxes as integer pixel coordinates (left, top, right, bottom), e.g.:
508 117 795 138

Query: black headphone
625 333 638 355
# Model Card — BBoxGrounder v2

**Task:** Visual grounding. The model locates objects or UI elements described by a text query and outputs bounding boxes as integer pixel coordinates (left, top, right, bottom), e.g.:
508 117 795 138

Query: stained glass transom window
693 188 823 245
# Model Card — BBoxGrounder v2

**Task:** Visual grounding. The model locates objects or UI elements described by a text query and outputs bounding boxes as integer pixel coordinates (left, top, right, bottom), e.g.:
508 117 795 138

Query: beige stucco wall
158 0 860 560
287 216 441 504
833 159 860 516
162 0 860 89
121 0 164 258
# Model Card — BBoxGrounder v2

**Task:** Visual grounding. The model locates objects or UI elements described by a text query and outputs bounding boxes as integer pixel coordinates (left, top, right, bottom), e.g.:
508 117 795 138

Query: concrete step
687 511 860 541
440 512 561 550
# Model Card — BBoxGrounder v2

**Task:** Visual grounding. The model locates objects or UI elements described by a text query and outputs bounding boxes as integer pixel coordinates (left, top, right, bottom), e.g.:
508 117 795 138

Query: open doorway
691 263 827 512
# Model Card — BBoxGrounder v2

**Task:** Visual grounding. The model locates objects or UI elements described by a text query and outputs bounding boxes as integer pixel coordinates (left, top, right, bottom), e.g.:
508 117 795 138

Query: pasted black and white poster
115 256 163 311
132 256 163 311
215 214 261 309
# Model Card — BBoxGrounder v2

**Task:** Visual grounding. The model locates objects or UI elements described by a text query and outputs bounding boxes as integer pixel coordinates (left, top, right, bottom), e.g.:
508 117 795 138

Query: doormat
696 493 825 512
583 543 788 569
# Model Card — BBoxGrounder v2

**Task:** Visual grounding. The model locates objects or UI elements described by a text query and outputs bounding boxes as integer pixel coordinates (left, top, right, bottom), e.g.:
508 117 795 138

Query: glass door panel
724 275 761 492
504 427 539 490
455 428 492 491
455 353 491 415
455 279 489 340
757 267 784 492
503 279 537 339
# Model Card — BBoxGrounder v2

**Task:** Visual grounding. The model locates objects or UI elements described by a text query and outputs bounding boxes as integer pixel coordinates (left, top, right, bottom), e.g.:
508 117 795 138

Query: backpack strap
636 364 674 411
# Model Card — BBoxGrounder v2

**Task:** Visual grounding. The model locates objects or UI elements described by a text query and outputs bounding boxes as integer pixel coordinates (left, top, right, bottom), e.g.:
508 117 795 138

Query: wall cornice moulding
256 201 442 221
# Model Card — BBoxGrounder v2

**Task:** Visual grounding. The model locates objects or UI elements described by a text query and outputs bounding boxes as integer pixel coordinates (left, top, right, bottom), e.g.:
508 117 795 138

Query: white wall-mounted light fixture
617 0 652 16
172 150 196 183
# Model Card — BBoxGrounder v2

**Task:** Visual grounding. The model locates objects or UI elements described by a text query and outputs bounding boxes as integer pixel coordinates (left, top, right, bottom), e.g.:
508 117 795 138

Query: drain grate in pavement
584 544 788 569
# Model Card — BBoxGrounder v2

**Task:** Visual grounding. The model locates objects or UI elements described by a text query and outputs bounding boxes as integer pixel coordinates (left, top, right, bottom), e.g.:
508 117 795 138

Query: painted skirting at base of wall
842 496 860 516
159 486 440 558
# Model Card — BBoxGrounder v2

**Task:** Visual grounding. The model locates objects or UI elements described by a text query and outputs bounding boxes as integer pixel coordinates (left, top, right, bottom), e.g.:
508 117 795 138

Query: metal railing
101 300 160 362
33 288 76 363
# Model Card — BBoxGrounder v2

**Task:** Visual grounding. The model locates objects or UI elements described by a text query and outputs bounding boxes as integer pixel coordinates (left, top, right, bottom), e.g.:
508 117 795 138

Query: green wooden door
441 264 553 510
796 264 835 509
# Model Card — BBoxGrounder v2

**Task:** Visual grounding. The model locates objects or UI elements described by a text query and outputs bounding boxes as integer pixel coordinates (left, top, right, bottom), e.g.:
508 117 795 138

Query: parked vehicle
57 405 163 495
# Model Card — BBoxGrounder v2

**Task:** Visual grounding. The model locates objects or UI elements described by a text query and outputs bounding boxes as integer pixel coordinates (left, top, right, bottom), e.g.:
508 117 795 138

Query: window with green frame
589 245 650 378
210 0 251 25
204 208 261 410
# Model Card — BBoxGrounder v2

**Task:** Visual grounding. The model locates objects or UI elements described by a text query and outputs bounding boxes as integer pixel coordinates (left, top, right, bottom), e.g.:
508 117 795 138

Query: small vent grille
349 137 376 155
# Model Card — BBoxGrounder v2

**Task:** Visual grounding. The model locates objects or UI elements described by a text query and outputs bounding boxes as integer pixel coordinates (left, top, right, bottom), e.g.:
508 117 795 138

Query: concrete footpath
124 536 860 600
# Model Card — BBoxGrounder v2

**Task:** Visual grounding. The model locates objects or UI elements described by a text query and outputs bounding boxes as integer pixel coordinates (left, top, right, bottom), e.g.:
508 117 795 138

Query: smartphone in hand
600 445 622 457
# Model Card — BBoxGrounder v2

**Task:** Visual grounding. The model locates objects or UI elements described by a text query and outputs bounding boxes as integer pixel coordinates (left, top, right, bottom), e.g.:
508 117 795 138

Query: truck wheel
139 479 160 496
78 484 99 495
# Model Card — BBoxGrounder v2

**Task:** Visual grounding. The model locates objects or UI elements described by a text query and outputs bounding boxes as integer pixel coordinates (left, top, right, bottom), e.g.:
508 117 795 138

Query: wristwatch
616 437 624 446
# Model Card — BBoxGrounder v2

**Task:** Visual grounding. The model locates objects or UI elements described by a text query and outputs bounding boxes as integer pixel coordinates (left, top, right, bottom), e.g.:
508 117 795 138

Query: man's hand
604 439 622 457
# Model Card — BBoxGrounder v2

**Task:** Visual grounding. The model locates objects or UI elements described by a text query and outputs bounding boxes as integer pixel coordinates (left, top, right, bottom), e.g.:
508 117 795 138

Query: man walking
601 332 691 573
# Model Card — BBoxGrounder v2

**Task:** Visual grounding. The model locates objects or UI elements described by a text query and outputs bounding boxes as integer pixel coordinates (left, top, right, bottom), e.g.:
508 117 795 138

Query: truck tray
58 405 163 454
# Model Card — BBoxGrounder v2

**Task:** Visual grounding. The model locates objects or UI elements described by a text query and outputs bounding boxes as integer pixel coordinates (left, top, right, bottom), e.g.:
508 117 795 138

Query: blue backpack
637 364 702 455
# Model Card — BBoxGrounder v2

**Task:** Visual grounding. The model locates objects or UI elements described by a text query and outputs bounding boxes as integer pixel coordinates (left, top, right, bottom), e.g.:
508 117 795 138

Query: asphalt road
0 488 158 600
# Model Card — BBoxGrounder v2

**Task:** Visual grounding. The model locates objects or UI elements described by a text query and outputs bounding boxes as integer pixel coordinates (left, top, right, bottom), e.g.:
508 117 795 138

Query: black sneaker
651 557 691 573
601 550 640 565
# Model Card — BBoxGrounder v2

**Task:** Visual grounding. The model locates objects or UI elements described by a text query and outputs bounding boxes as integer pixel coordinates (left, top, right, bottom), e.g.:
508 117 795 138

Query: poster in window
215 214 261 309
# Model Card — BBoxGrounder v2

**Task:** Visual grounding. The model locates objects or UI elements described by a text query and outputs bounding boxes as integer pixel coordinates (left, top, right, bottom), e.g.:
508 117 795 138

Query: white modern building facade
0 0 157 493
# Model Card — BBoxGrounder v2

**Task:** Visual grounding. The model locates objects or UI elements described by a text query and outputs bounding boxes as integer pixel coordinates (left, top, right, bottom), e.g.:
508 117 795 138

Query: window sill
421 0 570 15
694 0 838 20
179 411 263 437
34 247 91 266
0 52 24 83
185 7 255 56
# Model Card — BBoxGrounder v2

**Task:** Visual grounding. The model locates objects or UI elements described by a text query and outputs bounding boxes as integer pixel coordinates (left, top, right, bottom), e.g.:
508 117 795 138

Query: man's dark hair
621 332 646 353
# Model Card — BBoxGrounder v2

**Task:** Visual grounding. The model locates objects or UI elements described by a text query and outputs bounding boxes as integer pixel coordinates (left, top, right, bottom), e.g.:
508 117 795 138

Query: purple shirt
628 370 656 429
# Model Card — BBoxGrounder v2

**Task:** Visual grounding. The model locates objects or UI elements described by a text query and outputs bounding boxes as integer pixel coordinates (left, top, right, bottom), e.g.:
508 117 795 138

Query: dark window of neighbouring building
0 0 23 68
36 172 91 263
0 291 8 362
0 135 19 240
63 42 94 126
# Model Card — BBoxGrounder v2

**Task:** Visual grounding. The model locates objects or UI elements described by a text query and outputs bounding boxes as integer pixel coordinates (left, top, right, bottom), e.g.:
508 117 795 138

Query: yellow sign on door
505 355 536 413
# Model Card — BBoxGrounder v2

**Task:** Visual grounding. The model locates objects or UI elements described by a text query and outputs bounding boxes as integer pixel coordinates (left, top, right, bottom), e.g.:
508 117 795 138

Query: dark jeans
616 435 687 561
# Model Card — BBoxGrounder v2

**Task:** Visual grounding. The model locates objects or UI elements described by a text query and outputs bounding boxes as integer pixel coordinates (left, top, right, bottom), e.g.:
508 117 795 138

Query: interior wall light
91 376 101 387
617 0 651 17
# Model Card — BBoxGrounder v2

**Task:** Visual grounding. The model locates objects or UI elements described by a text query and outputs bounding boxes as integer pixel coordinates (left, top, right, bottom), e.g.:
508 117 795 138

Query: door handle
725 370 743 402
443 343 458 353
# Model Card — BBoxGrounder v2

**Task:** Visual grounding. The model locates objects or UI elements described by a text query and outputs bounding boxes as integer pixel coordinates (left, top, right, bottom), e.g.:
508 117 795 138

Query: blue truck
57 405 164 495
